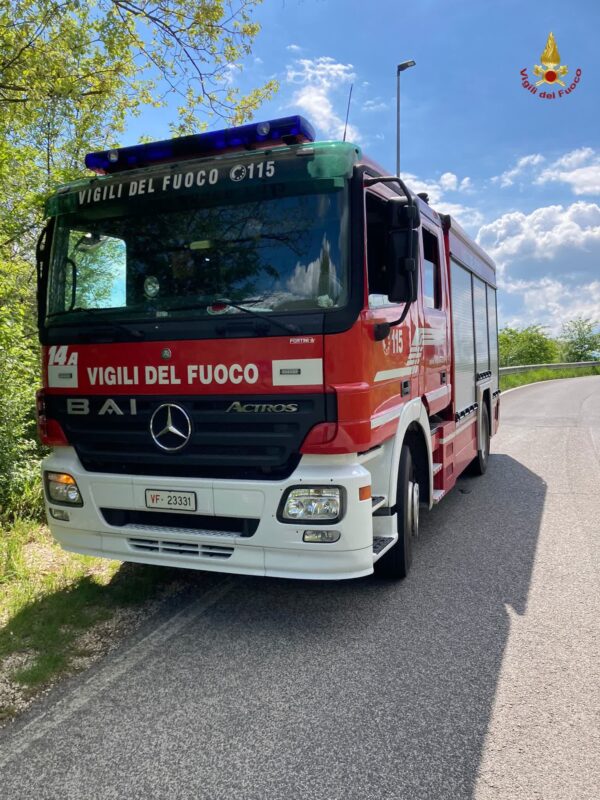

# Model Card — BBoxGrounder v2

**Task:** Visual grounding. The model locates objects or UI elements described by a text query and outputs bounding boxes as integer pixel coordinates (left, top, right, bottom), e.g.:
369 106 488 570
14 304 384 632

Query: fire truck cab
36 116 499 581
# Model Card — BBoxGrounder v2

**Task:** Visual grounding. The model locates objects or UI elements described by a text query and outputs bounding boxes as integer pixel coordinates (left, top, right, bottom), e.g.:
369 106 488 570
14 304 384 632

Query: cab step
432 462 443 476
372 536 397 560
371 495 387 513
432 489 446 504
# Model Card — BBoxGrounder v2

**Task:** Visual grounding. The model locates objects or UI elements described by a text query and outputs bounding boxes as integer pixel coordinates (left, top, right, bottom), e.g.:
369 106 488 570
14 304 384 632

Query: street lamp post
396 60 416 177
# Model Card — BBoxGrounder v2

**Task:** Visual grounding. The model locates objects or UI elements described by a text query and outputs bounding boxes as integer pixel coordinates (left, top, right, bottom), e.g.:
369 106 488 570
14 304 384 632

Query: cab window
366 192 389 305
422 228 441 309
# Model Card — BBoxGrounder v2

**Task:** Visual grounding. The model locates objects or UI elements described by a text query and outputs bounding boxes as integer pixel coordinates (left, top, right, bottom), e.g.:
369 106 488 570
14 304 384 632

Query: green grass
0 519 177 706
500 365 600 391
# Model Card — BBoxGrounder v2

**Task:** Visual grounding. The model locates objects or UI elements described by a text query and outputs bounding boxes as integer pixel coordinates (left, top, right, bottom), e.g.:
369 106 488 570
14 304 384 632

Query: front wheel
374 445 418 580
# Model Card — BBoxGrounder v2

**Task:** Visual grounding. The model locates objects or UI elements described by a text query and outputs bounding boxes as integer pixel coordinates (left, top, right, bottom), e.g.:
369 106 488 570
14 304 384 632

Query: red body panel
43 336 324 396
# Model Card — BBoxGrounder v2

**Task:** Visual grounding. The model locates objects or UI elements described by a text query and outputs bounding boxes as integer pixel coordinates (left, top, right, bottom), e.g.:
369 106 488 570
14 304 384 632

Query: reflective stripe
374 367 414 382
439 416 476 444
426 385 450 403
371 403 405 429
374 326 445 383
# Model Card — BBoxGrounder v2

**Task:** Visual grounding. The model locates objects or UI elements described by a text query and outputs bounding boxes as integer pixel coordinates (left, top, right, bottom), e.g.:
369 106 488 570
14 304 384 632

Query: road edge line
0 578 235 768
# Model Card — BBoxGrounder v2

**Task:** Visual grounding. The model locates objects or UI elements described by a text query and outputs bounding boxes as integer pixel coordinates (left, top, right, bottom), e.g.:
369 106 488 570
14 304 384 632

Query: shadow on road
123 452 545 800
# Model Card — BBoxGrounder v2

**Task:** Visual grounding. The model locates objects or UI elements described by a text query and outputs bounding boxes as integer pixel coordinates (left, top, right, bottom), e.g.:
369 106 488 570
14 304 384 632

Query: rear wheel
470 404 490 476
374 445 418 580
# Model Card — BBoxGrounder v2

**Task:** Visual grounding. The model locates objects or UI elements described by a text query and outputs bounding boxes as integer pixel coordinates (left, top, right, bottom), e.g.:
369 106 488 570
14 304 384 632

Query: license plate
145 489 197 511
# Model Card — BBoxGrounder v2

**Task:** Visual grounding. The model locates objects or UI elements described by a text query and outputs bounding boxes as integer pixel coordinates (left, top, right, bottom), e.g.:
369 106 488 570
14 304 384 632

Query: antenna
343 84 353 142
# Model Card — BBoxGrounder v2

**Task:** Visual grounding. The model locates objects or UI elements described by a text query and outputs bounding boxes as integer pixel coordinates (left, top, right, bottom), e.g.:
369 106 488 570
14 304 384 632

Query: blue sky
126 0 600 333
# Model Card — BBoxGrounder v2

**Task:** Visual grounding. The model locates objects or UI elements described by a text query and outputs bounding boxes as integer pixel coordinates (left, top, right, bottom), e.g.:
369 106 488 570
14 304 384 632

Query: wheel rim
482 417 490 462
408 480 419 537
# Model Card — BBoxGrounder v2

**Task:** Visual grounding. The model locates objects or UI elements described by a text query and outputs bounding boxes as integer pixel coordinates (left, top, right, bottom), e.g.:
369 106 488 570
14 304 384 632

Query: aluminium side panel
451 259 476 413
473 276 489 375
487 284 499 393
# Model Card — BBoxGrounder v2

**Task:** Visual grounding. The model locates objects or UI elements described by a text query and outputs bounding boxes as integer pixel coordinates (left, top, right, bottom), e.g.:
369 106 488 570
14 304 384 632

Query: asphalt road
1 377 599 799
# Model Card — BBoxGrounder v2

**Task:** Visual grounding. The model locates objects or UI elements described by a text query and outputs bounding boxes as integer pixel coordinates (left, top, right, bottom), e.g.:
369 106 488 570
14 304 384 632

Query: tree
0 0 277 518
1 0 278 268
498 324 559 367
559 316 600 362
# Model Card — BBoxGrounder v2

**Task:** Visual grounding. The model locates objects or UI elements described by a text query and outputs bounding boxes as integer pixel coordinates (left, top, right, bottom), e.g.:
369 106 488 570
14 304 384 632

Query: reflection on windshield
46 188 349 323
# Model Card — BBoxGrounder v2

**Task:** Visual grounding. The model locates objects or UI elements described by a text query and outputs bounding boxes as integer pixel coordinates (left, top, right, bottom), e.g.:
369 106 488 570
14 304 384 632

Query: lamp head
397 60 416 73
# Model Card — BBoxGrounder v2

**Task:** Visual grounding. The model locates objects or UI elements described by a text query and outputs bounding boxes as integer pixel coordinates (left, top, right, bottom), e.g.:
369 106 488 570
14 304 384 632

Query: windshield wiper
163 298 300 335
47 308 145 339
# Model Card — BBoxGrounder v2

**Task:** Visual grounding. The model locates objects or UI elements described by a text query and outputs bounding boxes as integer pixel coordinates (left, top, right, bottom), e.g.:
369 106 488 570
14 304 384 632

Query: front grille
128 537 234 559
101 508 258 537
47 392 336 480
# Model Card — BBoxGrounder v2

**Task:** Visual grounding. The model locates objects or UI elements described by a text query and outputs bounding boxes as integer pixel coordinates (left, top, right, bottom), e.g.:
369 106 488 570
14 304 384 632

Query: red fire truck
36 116 499 580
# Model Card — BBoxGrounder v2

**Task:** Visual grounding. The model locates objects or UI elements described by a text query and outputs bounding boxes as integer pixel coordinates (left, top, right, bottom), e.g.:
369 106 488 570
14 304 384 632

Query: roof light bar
85 116 316 175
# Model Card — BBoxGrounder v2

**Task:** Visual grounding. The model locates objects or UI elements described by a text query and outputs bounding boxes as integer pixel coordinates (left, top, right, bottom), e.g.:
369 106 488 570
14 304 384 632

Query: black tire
469 404 490 476
374 445 417 580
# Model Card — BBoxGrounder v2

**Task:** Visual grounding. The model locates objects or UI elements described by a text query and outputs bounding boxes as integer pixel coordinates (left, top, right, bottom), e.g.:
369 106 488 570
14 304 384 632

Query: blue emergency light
85 116 316 174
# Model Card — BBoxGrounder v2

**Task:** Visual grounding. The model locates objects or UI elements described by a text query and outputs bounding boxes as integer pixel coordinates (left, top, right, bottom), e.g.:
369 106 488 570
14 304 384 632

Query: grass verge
0 519 178 722
500 365 600 391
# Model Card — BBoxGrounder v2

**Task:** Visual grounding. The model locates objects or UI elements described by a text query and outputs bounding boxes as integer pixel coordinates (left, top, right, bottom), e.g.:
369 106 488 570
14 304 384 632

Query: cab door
420 224 451 414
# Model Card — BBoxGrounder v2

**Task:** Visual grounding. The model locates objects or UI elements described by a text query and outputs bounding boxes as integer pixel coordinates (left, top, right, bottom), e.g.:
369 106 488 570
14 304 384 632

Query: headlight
279 486 343 523
45 472 83 506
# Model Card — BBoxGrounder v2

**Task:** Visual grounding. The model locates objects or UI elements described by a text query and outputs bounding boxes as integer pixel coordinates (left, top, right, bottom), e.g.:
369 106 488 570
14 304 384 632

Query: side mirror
387 228 419 304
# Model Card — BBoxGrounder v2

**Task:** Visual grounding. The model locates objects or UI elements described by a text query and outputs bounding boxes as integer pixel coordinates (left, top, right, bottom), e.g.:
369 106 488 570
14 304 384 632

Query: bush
498 324 559 367
559 317 600 363
0 300 44 521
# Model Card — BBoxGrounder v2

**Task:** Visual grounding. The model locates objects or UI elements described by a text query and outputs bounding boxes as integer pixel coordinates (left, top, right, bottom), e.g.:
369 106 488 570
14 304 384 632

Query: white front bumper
43 448 376 580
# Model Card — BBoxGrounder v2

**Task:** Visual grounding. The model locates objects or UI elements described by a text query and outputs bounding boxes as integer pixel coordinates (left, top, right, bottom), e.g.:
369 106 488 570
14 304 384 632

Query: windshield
46 185 349 325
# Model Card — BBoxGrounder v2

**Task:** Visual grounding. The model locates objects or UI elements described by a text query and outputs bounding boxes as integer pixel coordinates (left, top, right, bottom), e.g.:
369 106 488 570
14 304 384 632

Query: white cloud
476 201 600 267
400 172 481 231
439 172 458 191
362 98 389 113
286 56 355 88
459 177 473 192
492 154 545 187
285 56 359 141
435 202 484 231
552 147 595 170
286 44 302 53
222 63 241 85
535 148 600 195
491 148 600 196
500 277 600 334
401 172 443 205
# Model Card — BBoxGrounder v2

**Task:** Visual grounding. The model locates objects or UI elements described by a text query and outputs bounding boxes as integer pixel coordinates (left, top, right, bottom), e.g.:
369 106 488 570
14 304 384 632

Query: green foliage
0 519 178 706
498 324 559 367
559 316 600 362
0 0 276 520
500 365 600 391
0 299 45 520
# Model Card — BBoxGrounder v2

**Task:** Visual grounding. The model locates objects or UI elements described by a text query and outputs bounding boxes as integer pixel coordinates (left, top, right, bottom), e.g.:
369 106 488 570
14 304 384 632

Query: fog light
50 508 70 521
45 472 83 506
280 486 343 522
303 530 341 543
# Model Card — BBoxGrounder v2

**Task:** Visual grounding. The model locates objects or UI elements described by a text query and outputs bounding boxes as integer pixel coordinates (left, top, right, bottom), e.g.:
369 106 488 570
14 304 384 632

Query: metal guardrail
499 361 600 376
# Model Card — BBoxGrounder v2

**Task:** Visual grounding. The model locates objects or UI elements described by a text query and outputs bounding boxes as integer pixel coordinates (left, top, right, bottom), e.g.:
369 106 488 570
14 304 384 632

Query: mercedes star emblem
150 404 192 452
